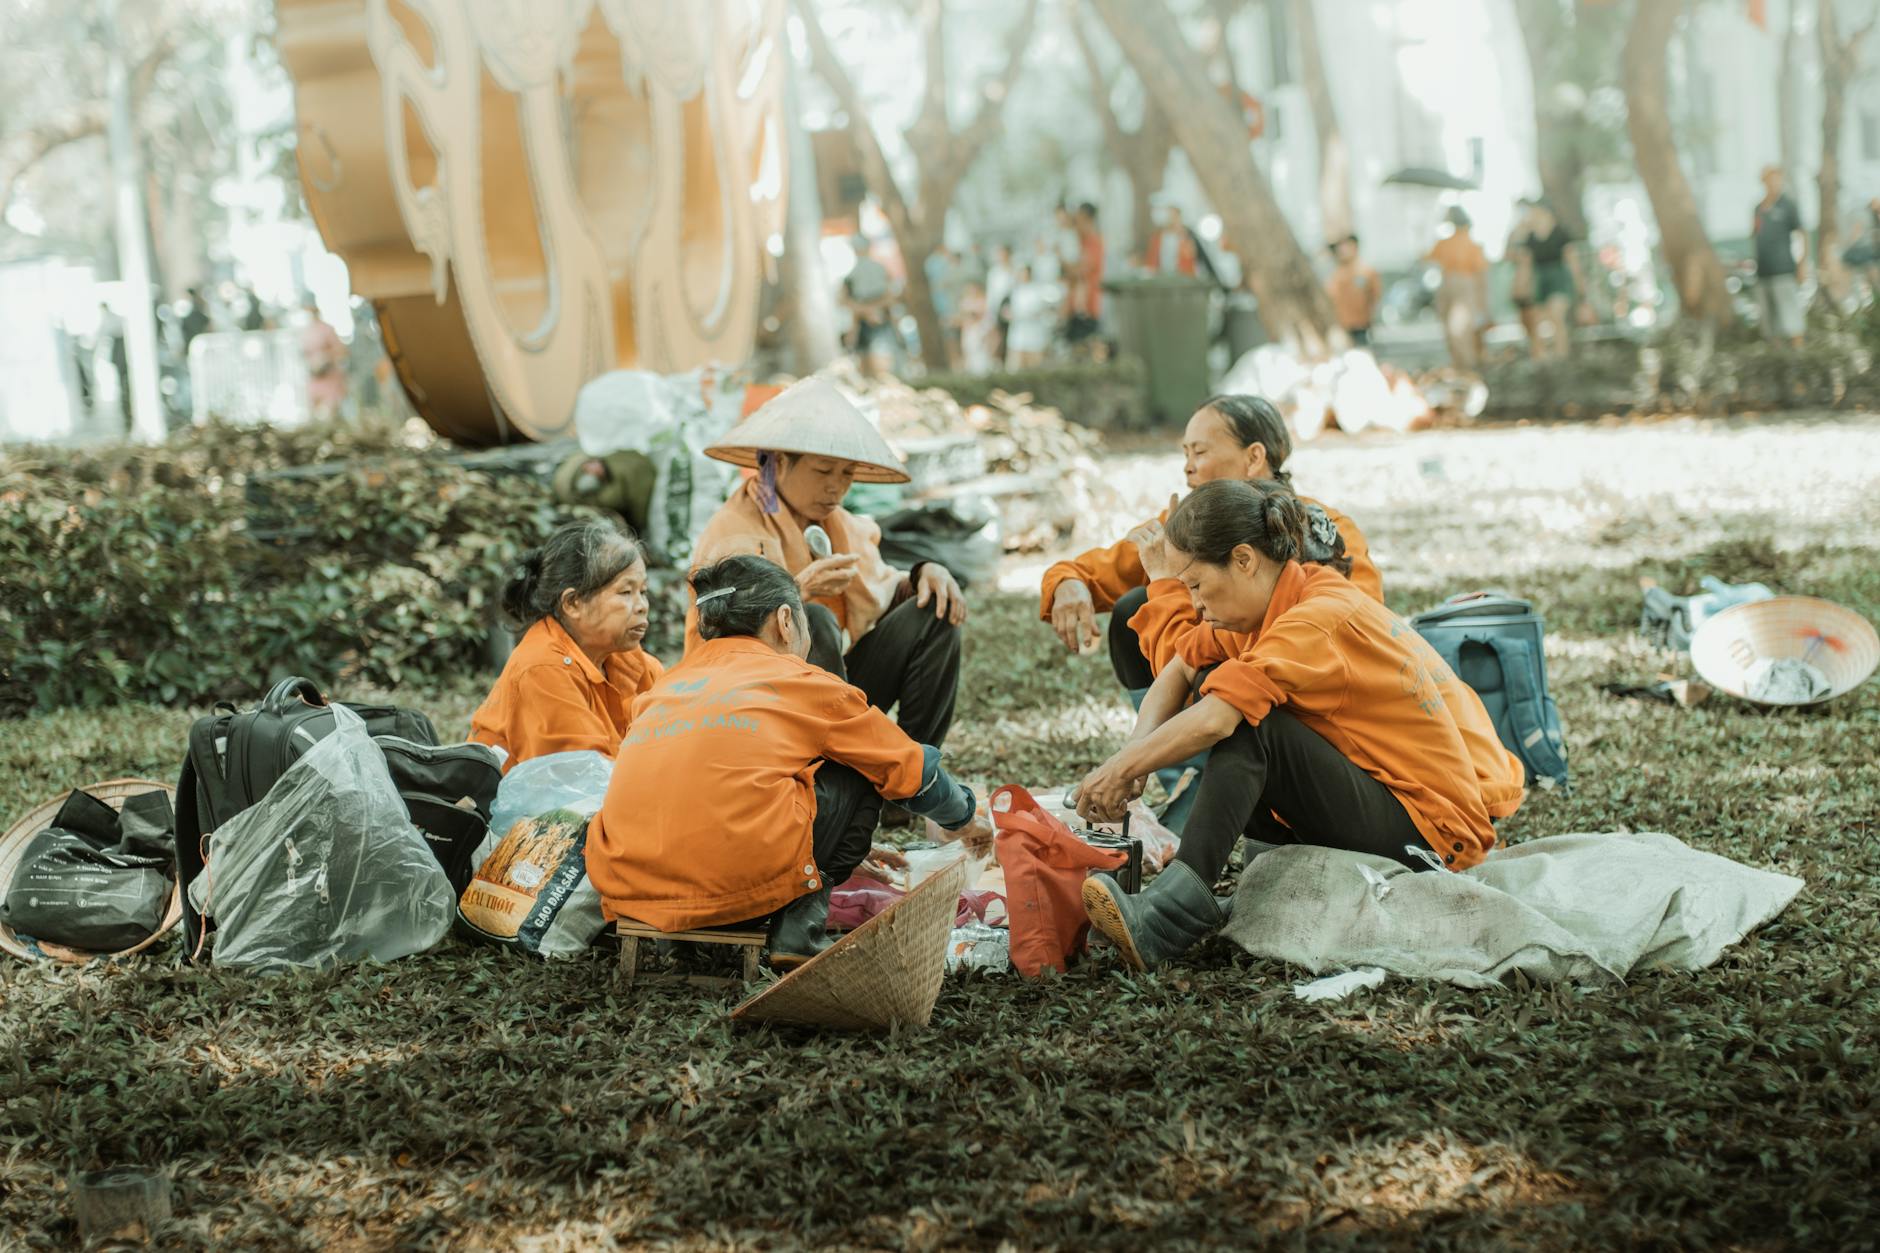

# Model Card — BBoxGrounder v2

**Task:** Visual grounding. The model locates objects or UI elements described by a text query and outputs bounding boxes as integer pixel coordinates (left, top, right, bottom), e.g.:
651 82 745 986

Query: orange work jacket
1181 562 1525 869
587 636 926 931
1038 495 1382 672
469 616 664 773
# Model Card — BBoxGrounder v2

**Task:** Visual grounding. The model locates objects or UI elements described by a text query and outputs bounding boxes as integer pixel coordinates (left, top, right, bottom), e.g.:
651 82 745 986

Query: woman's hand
798 554 861 600
854 846 909 885
1050 579 1099 653
1075 754 1145 825
943 810 997 860
916 563 968 625
1128 497 1183 582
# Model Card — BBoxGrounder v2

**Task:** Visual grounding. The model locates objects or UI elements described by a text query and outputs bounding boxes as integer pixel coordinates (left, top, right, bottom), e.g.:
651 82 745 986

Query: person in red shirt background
1067 201 1107 360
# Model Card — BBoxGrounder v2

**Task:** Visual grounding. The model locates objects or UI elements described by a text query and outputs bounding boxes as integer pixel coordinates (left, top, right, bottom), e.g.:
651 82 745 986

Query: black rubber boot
1082 861 1223 971
767 886 834 969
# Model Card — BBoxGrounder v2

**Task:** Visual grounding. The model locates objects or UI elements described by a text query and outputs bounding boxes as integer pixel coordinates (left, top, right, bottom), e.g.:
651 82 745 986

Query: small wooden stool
616 919 767 991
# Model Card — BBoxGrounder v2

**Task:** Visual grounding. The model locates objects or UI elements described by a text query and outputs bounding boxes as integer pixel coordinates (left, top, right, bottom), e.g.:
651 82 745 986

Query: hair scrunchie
1300 502 1342 564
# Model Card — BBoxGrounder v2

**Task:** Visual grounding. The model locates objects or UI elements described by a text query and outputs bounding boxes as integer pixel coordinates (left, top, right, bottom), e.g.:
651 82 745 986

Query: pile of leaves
826 361 1129 554
918 356 1150 432
1 420 577 715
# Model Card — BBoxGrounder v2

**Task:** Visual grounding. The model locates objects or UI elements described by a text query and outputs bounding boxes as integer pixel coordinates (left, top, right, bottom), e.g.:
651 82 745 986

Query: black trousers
811 763 881 889
805 599 961 747
1109 585 1156 690
1176 709 1434 882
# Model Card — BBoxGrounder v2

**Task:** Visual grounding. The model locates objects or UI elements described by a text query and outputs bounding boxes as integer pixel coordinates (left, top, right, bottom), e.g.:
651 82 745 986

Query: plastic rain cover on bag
202 704 454 970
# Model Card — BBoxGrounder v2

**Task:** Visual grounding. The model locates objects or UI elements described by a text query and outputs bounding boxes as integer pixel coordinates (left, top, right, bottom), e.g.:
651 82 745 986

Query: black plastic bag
1 790 175 951
875 502 1001 590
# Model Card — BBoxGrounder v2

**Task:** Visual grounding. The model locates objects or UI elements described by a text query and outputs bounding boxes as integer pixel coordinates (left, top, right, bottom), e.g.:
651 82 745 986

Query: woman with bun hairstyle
1074 479 1525 971
470 517 661 771
588 555 993 967
1041 394 1380 692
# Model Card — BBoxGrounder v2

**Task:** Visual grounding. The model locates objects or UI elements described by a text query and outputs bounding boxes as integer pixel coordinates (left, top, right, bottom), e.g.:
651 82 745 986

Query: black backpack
175 677 500 956
1409 593 1570 791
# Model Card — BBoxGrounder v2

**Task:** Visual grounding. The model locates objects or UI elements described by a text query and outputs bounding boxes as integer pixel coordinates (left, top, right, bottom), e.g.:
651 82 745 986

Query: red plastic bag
991 785 1125 977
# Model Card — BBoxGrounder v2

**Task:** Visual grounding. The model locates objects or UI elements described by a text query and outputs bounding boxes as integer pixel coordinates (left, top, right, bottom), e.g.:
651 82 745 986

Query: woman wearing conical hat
691 377 967 747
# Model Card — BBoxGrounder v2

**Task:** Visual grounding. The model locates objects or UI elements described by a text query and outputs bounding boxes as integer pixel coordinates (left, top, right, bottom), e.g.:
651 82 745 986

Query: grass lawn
3 413 1878 1249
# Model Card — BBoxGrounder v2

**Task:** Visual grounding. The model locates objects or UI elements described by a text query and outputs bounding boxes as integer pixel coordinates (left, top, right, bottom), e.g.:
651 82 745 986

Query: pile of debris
1221 346 1488 442
823 362 1128 554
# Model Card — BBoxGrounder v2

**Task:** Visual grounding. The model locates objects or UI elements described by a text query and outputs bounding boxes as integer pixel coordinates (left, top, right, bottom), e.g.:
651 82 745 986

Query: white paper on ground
1292 967 1387 1002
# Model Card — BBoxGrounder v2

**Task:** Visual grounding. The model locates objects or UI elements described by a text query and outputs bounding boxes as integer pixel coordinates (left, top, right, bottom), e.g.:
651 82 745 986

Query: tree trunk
1779 0 1802 187
1091 0 1340 352
1290 0 1351 243
1621 0 1733 327
1513 0 1588 240
795 0 1039 372
1071 13 1173 260
896 227 946 372
1816 0 1877 307
773 54 839 374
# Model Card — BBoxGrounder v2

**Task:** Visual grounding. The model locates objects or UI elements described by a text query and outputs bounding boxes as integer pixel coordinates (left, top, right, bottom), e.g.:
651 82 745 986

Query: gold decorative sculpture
276 0 787 444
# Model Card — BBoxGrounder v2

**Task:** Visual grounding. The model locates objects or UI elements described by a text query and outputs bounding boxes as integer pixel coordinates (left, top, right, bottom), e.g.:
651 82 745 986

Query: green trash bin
1103 275 1214 425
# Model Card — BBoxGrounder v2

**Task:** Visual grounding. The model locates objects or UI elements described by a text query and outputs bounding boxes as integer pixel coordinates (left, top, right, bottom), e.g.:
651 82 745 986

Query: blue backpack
1410 593 1569 790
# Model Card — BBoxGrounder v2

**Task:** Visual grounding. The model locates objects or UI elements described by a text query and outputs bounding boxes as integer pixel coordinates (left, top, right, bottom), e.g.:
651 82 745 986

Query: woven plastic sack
457 750 612 958
571 369 744 565
991 785 1125 977
197 705 454 970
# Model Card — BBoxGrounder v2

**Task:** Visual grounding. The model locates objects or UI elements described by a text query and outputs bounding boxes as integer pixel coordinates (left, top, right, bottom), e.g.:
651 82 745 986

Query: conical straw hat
704 377 910 484
1690 595 1878 706
0 779 180 964
732 858 967 1030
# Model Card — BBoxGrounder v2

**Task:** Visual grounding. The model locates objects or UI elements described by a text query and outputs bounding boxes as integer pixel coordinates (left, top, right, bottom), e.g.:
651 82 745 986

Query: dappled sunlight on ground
1 413 1876 1247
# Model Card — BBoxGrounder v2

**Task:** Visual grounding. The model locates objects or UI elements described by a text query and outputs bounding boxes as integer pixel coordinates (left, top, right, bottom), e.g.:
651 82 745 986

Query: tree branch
1071 11 1129 159
0 110 108 223
0 26 179 226
937 0 1041 175
795 0 918 233
911 0 949 148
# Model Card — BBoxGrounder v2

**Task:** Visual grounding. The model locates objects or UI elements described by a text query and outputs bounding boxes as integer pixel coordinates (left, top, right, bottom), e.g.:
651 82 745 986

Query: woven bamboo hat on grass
732 858 967 1030
1690 596 1879 707
704 376 909 484
0 779 181 964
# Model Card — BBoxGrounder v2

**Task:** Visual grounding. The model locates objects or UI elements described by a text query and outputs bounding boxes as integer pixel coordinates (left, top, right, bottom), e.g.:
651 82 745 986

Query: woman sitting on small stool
587 555 993 968
1074 479 1526 970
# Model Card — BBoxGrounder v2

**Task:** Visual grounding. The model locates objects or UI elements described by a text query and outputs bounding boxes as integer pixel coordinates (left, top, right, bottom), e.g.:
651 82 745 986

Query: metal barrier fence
188 330 309 427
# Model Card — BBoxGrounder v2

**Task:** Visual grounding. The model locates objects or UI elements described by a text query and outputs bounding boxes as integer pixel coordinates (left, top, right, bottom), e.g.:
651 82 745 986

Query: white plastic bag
202 704 454 971
458 751 614 958
571 368 745 564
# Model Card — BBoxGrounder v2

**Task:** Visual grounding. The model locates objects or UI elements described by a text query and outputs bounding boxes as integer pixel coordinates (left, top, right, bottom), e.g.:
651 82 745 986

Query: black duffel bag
2 788 175 951
175 677 500 956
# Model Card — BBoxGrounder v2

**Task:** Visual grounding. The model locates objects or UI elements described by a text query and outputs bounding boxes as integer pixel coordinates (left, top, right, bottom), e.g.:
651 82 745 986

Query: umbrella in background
1383 167 1480 192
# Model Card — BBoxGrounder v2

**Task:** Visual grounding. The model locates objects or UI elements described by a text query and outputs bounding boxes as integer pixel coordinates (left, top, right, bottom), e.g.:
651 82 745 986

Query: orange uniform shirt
1181 562 1525 870
587 636 927 931
1038 496 1382 674
469 616 664 773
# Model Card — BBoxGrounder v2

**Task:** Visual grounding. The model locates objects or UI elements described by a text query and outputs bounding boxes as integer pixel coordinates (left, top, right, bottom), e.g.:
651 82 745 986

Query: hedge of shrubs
1 420 577 716
918 357 1151 430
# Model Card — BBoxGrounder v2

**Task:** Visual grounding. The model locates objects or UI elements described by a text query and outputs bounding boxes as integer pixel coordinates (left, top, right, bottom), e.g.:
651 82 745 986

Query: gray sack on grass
1221 831 1802 988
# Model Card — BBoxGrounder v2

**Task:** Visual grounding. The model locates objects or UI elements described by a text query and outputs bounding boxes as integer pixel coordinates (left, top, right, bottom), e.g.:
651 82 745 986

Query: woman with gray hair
470 516 662 771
